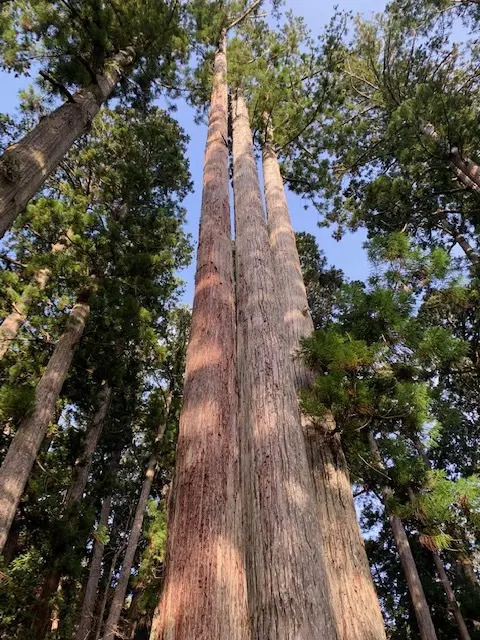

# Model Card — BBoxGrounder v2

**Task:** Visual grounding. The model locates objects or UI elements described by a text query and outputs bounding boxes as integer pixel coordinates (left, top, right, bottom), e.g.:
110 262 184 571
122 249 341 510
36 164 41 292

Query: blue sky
1 1 390 303
174 0 389 302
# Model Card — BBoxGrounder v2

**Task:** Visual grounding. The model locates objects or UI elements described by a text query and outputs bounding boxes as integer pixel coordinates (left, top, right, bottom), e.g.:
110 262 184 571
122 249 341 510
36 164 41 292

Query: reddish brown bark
151 35 249 640
0 47 135 237
262 132 386 639
0 298 90 553
368 432 438 640
233 91 336 639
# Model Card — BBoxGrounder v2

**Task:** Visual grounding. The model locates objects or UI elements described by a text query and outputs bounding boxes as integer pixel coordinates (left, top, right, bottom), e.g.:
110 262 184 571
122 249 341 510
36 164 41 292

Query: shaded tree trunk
262 132 386 639
0 236 68 359
0 47 135 237
95 543 123 640
67 381 112 504
410 436 472 639
76 496 113 640
368 432 438 640
432 552 471 640
102 417 167 640
31 381 112 638
0 296 90 553
151 34 249 640
233 91 336 639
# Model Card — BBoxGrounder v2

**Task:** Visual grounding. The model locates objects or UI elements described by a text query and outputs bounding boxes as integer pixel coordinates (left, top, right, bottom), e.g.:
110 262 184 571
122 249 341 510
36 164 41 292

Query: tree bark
67 381 112 504
0 46 135 237
233 91 336 639
421 123 480 195
151 34 249 640
103 418 167 640
0 297 90 553
0 236 68 359
76 496 113 640
432 552 471 640
95 543 123 640
262 134 386 639
30 381 112 638
368 432 438 640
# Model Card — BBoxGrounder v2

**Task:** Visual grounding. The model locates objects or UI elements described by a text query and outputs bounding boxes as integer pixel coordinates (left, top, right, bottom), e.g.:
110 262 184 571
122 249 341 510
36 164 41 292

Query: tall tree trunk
262 133 386 639
410 435 475 638
368 432 438 640
0 236 68 359
103 419 167 640
151 34 249 640
76 496 113 640
421 123 480 195
31 381 112 638
67 381 112 504
233 91 336 639
0 47 135 237
95 543 123 640
432 552 471 640
0 296 90 553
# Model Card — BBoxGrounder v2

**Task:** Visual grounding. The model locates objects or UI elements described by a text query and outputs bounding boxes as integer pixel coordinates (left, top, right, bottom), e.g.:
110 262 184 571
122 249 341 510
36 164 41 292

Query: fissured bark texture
263 138 386 640
0 48 135 237
151 35 249 640
0 300 90 553
233 92 336 640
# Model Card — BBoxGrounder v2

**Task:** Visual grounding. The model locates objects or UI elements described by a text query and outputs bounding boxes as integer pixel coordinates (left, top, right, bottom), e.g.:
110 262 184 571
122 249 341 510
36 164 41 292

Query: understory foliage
0 0 480 639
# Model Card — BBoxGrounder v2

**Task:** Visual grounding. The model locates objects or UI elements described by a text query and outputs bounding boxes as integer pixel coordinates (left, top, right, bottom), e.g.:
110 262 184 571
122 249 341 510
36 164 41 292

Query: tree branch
227 0 263 30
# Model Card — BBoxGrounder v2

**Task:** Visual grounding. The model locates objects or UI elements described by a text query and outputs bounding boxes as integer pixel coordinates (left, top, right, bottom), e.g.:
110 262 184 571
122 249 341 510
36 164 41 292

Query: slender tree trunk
411 435 475 637
262 133 386 639
368 432 438 640
0 269 49 358
0 47 135 237
151 34 249 640
76 496 113 640
0 237 68 359
421 123 480 194
0 296 90 553
233 91 336 639
67 381 112 504
103 419 167 640
30 381 112 638
432 552 471 640
95 544 123 640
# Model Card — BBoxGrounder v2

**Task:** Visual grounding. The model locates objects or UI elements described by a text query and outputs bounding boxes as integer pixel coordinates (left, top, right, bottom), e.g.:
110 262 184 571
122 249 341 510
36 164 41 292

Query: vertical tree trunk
0 47 135 237
410 436 473 638
151 34 249 640
432 552 471 640
76 496 113 640
103 418 167 640
67 381 112 504
262 133 386 639
233 91 336 640
368 432 438 640
0 297 90 553
31 381 112 638
95 544 123 640
0 236 68 359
